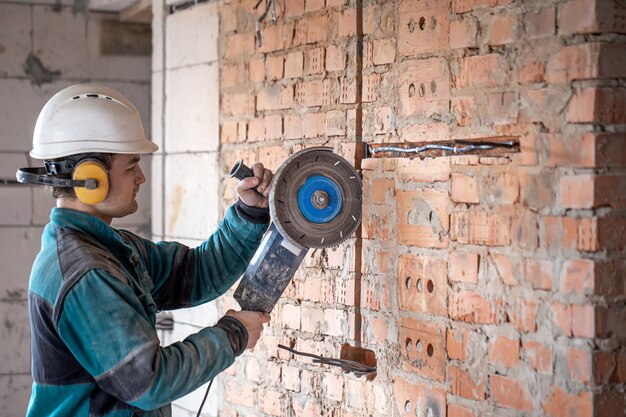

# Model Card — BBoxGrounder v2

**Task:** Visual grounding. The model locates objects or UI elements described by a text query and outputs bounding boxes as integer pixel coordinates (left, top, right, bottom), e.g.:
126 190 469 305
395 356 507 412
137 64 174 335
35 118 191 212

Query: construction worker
19 84 272 417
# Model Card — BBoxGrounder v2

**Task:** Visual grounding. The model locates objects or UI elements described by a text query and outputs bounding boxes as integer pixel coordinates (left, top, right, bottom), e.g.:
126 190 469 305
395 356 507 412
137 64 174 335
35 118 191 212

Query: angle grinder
230 147 362 313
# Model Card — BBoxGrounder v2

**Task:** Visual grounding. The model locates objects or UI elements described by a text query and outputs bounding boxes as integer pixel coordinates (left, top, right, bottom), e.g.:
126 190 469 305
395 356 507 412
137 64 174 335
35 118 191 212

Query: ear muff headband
16 158 109 205
72 160 109 205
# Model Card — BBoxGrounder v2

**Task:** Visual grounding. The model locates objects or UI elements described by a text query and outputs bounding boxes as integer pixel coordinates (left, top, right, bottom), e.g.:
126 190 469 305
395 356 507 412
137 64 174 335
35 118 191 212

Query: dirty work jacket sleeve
56 267 236 411
128 204 269 310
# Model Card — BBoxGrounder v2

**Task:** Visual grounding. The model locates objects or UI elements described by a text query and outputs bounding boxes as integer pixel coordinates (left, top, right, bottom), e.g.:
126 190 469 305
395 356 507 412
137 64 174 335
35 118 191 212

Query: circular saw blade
269 147 362 249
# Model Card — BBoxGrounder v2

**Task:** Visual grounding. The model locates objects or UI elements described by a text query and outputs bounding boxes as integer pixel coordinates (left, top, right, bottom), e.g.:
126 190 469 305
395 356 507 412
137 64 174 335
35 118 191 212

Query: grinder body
232 147 361 313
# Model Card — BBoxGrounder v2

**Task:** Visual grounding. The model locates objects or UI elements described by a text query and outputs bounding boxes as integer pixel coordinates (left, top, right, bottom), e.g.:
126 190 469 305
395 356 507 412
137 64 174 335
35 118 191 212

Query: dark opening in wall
340 343 377 381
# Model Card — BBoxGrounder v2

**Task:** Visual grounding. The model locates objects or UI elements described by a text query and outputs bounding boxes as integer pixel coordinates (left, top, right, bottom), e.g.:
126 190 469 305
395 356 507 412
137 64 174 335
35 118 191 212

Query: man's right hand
224 309 271 350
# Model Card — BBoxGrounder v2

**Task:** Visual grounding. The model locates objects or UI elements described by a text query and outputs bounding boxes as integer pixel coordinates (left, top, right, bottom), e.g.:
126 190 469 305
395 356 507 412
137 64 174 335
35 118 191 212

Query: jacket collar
49 208 129 251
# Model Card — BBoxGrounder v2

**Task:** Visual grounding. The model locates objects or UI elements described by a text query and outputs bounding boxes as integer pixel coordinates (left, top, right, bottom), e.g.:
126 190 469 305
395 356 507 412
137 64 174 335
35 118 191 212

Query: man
20 84 272 416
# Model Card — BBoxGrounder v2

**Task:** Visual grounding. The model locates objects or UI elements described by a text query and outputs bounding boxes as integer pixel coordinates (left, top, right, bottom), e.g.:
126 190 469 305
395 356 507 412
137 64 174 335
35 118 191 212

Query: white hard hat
31 84 159 159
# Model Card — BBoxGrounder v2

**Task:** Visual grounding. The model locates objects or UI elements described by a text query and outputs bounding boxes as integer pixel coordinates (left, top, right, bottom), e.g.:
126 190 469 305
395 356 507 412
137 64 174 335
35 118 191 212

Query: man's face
95 154 145 219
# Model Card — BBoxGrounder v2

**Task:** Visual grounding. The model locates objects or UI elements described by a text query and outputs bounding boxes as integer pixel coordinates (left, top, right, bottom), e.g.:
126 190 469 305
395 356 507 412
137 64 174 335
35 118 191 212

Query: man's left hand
235 162 273 209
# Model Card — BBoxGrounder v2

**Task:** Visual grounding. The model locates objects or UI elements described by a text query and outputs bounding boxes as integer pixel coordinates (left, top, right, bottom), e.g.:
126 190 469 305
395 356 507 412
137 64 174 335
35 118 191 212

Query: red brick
302 112 325 138
449 252 479 284
551 302 572 336
399 255 447 316
567 87 626 124
362 204 393 241
221 63 245 89
323 308 346 337
458 54 506 88
451 96 475 126
448 364 486 400
449 291 497 324
597 217 626 251
306 14 330 44
400 317 446 382
546 133 626 168
220 5 237 32
594 351 618 384
338 76 356 104
450 209 511 246
567 346 592 385
451 173 479 203
546 43 626 83
542 386 592 417
325 45 346 72
303 47 324 76
295 80 324 107
322 373 344 401
370 178 394 205
524 258 553 290
489 336 520 369
221 120 239 144
596 389 626 417
519 172 555 211
393 378 446 417
523 340 553 375
559 175 594 209
558 0 626 35
372 38 396 65
369 106 395 134
284 51 303 79
260 22 295 53
518 60 545 84
225 380 256 407
399 122 451 142
491 253 515 285
264 114 282 140
398 0 450 56
560 259 594 294
363 73 381 103
247 117 265 142
542 216 578 252
509 299 538 333
221 93 255 117
397 189 449 248
261 390 283 416
258 145 289 170
524 6 555 39
223 33 254 61
284 114 302 139
291 398 322 417
448 403 476 417
490 374 533 412
324 110 346 137
571 304 595 338
393 158 449 184
447 328 468 361
367 316 390 345
337 9 356 37
486 10 517 45
249 58 265 83
486 91 518 125
265 55 283 81
449 17 478 49
257 85 293 111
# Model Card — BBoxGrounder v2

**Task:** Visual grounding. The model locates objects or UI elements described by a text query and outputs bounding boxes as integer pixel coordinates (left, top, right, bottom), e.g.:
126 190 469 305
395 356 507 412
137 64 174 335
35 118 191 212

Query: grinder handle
229 159 255 180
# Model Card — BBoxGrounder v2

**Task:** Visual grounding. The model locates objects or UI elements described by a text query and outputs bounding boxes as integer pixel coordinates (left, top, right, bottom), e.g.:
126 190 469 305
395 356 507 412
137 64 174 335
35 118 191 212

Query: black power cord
195 378 214 417
278 344 376 377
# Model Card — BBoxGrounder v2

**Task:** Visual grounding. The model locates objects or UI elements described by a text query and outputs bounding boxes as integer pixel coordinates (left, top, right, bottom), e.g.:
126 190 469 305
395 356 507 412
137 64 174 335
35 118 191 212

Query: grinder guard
233 147 362 313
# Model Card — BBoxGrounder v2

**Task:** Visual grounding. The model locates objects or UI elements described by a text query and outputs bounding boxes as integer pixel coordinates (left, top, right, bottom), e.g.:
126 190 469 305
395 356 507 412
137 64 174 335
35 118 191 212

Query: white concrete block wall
0 1 151 415
152 1 224 415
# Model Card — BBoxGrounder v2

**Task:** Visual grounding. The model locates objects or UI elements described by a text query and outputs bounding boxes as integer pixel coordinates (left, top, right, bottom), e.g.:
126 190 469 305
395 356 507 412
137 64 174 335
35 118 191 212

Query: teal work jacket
26 203 268 417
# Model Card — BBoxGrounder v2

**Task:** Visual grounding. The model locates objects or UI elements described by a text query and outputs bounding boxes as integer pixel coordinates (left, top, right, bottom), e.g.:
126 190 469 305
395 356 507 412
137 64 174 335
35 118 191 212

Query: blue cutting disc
297 174 343 224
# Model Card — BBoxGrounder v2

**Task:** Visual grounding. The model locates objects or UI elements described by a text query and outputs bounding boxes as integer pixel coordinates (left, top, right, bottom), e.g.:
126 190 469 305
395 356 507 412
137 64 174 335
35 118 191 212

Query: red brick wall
218 0 626 416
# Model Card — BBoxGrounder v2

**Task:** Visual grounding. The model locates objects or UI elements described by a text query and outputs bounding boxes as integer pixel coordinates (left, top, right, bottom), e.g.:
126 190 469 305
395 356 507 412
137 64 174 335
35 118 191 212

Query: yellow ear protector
16 158 109 205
